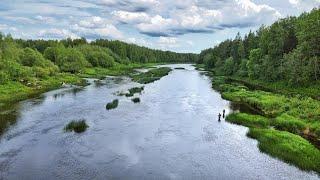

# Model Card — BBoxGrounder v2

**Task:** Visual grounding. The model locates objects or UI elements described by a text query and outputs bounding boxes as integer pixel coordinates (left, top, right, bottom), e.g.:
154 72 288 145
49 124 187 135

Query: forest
0 34 198 103
199 8 319 87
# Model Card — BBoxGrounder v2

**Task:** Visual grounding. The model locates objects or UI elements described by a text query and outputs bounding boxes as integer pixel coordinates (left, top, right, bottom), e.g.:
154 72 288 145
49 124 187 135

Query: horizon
0 0 319 53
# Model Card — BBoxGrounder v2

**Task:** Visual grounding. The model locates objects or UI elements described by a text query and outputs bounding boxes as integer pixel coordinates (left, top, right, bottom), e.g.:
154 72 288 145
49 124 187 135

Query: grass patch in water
247 128 320 173
174 67 185 70
131 67 171 84
125 86 144 97
226 113 269 128
131 97 140 103
64 120 89 133
106 99 119 110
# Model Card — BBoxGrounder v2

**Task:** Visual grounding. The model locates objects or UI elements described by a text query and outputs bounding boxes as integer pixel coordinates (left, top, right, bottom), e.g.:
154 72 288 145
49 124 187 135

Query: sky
0 0 319 53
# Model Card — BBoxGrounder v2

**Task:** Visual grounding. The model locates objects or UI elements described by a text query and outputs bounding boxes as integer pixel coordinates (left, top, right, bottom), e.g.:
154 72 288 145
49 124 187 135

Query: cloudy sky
0 0 319 53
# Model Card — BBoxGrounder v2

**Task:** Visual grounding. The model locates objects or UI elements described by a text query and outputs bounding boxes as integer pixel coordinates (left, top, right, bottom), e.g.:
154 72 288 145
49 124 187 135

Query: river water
0 64 318 180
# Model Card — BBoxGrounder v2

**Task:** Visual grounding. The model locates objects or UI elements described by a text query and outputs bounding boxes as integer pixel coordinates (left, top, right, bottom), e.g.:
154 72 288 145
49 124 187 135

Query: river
0 64 318 180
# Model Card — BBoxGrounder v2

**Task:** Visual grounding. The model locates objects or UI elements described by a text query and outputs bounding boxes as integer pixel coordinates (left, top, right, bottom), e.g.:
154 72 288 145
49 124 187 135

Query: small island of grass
131 67 172 84
64 120 89 133
106 99 119 110
132 97 140 103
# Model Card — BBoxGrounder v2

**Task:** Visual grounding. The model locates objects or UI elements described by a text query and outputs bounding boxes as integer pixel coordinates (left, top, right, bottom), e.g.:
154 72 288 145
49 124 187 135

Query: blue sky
0 0 319 53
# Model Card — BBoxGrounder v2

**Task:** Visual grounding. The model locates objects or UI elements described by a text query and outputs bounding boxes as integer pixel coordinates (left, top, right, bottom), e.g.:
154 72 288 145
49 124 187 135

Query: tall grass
64 119 89 133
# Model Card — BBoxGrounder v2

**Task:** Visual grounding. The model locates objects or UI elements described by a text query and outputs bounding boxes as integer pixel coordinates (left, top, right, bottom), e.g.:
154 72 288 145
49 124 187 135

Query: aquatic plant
106 99 119 110
125 86 144 97
131 97 140 103
174 67 185 70
64 119 89 133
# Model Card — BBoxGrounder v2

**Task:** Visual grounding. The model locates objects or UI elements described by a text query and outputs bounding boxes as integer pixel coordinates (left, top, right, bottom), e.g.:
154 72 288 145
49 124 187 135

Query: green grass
131 67 172 84
174 67 185 70
131 97 140 103
226 113 270 128
106 99 119 110
272 114 307 134
247 128 320 173
125 86 144 97
0 73 85 104
64 120 89 133
80 63 160 78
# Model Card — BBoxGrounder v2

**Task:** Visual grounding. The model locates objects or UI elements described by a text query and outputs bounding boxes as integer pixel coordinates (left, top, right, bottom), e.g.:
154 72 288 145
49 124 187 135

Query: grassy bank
248 128 320 173
131 67 172 84
0 63 160 107
0 73 85 106
210 73 320 173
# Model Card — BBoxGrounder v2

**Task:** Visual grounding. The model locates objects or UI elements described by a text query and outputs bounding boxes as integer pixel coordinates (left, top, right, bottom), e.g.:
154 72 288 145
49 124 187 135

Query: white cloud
38 28 79 39
112 11 150 24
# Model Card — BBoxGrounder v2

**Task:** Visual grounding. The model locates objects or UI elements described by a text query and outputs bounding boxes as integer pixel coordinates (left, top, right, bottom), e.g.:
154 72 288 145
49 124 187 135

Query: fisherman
223 109 226 118
218 113 221 122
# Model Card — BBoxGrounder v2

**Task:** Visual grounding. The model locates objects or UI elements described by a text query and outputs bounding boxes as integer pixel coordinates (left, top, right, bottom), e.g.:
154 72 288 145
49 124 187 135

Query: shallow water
0 64 319 180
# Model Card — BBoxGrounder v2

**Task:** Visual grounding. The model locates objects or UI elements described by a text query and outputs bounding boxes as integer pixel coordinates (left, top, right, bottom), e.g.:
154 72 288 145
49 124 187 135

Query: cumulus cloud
109 0 281 37
71 16 123 39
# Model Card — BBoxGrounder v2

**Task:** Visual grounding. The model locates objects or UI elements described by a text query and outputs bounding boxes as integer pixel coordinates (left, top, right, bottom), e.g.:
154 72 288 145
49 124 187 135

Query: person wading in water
223 109 226 118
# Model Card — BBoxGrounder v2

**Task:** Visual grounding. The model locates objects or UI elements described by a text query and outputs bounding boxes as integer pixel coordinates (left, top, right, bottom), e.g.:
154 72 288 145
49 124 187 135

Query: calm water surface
0 64 319 180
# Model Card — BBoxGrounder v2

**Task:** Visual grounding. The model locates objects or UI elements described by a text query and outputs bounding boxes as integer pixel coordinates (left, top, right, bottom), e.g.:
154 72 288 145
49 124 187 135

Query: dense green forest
0 35 198 84
199 8 319 86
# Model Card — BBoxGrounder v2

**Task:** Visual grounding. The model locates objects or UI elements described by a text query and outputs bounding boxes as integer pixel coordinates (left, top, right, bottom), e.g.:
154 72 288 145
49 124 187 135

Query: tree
224 57 235 76
247 48 263 79
57 48 88 73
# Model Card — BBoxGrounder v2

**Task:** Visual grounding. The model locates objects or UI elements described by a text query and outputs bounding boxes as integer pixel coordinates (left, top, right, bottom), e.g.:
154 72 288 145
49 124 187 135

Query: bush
58 48 88 73
106 99 119 110
64 120 89 133
125 86 144 97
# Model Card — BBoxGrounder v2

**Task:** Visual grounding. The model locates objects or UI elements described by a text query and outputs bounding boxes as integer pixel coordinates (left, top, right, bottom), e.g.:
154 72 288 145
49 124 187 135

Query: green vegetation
174 67 185 70
125 86 144 97
247 128 320 173
199 8 319 89
0 32 197 105
106 99 119 110
131 67 172 84
64 120 89 133
132 97 140 103
226 113 269 128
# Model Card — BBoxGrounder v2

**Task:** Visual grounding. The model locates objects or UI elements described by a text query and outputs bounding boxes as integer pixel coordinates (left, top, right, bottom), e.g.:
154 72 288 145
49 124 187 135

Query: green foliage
64 120 89 133
77 45 115 68
247 128 320 173
199 8 319 87
131 67 171 84
57 48 88 73
106 99 119 110
226 113 269 128
223 57 235 75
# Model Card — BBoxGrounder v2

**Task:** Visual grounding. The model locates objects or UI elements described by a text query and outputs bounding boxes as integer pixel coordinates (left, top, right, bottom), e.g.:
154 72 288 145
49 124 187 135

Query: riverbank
208 74 320 174
0 63 160 107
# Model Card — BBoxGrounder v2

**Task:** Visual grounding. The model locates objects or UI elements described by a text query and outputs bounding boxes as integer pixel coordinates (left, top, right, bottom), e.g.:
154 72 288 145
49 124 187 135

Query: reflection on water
0 64 318 180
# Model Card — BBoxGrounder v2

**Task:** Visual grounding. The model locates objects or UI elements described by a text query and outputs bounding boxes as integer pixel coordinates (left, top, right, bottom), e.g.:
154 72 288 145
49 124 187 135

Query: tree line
0 35 198 84
199 8 319 86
